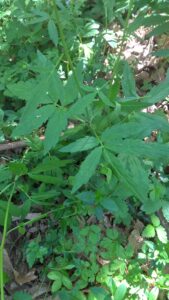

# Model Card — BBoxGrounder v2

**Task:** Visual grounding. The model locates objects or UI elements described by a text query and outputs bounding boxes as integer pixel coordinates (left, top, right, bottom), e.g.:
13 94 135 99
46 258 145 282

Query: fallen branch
0 141 27 152
0 136 45 152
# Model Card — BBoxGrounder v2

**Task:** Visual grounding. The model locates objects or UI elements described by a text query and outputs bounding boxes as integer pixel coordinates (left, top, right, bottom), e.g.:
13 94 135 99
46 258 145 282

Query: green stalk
0 183 13 196
7 200 80 236
7 208 57 236
0 181 16 300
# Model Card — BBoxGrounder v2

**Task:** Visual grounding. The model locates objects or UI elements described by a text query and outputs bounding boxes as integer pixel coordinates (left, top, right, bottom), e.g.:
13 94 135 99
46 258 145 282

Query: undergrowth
1 0 169 299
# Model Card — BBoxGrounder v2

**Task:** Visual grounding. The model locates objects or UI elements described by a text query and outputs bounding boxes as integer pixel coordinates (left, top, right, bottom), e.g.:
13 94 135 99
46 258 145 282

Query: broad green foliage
1 0 169 299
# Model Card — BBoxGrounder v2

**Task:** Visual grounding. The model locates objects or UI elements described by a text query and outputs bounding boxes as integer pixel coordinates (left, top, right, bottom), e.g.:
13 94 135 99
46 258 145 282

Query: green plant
1 0 169 299
142 214 168 244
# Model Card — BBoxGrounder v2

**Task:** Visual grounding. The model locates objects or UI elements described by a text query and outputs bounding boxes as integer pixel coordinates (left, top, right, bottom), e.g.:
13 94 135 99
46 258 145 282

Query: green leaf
142 225 155 238
89 287 111 300
147 21 169 37
48 19 58 46
48 271 61 281
6 80 36 100
146 75 169 105
104 150 149 202
57 291 71 300
68 93 96 117
103 30 116 48
62 275 73 289
156 225 168 244
102 112 169 142
0 109 4 124
83 21 100 37
102 197 131 225
26 241 48 267
13 291 32 300
105 138 169 160
129 14 168 33
63 63 84 106
20 78 53 119
109 78 120 100
150 215 160 227
153 48 169 57
72 147 102 193
9 162 28 176
13 105 55 136
162 201 169 222
31 190 60 203
44 109 67 153
30 156 70 173
119 97 148 113
60 136 99 153
51 279 62 293
18 69 64 124
98 90 113 106
122 61 137 98
114 284 127 300
101 198 119 213
31 160 59 174
28 173 62 185
119 73 169 112
148 287 159 300
0 196 22 225
142 199 162 215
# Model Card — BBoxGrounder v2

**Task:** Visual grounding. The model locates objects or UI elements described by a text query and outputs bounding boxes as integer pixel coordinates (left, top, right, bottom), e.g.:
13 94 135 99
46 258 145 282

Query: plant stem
0 181 16 300
7 200 80 236
7 208 57 236
0 183 13 196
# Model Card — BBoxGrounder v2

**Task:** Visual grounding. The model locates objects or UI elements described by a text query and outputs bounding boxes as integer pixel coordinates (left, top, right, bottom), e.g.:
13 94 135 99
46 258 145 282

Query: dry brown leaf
97 256 110 266
134 220 144 233
28 284 49 299
128 229 144 253
14 269 37 286
3 249 14 279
